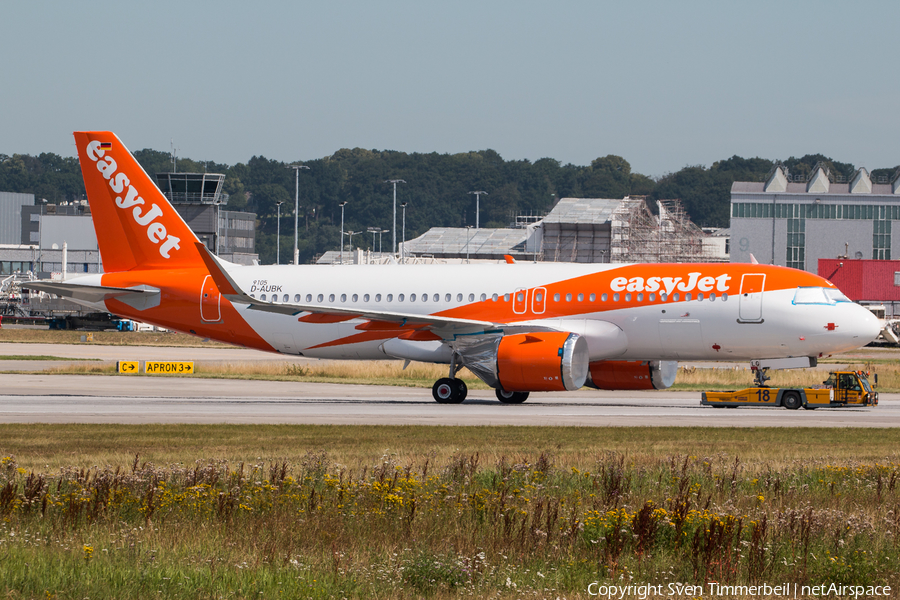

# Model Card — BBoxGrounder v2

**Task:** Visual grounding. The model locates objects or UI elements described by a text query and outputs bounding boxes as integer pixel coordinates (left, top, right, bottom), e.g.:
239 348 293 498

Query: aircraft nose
846 303 883 345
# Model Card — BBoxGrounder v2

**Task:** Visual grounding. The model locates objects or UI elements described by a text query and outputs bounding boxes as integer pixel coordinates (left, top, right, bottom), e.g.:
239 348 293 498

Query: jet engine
456 331 589 392
585 360 678 390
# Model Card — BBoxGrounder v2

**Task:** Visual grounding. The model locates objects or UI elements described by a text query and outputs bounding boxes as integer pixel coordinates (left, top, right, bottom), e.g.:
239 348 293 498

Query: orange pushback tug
701 369 878 410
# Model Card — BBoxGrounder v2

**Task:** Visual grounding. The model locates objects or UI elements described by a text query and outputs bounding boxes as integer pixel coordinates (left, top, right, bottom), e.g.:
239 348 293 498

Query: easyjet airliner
25 132 883 403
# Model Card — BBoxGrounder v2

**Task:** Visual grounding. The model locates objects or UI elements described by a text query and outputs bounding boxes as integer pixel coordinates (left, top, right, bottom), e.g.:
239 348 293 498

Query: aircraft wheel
453 379 468 402
433 378 464 404
496 388 529 404
782 391 802 410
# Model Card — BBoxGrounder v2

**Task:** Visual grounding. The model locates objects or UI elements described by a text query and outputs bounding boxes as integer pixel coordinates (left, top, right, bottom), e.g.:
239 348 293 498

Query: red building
818 259 900 317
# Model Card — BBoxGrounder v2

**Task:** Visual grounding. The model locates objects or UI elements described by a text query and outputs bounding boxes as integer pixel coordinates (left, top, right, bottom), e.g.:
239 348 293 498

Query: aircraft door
531 287 546 314
200 275 222 323
513 288 528 314
738 273 765 323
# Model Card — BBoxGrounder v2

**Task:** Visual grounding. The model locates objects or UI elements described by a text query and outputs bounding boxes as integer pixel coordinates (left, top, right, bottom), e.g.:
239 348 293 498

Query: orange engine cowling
496 332 589 392
585 360 678 390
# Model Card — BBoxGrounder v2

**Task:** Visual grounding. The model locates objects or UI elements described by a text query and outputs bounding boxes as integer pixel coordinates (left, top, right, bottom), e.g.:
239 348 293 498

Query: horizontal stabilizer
23 281 161 310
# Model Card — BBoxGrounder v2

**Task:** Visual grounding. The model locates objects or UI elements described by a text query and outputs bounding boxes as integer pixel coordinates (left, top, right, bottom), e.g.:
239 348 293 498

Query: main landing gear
429 352 531 404
432 352 468 404
432 377 467 403
495 389 529 404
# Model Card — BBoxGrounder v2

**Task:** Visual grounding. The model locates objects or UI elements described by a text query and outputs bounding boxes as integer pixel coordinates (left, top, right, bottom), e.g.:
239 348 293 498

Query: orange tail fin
74 131 203 272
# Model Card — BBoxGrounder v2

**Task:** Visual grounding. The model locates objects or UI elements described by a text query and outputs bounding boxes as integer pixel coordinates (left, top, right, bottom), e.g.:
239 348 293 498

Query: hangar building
730 164 900 270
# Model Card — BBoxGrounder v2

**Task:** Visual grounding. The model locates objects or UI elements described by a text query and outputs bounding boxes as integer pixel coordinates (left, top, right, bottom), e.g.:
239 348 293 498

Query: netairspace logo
585 582 892 599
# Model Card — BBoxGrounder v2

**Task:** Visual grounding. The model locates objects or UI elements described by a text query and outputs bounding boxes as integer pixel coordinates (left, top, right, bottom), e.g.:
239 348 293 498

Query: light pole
378 230 389 253
367 227 381 252
339 201 348 264
288 164 309 265
384 179 406 255
469 191 488 229
346 230 358 260
400 202 408 264
275 201 284 265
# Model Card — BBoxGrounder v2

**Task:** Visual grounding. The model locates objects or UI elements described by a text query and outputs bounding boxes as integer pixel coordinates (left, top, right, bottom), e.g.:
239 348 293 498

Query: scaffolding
610 198 714 263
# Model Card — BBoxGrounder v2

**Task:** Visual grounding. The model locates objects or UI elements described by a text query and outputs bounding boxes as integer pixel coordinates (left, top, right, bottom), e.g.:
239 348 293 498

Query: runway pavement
0 372 897 427
1 342 897 426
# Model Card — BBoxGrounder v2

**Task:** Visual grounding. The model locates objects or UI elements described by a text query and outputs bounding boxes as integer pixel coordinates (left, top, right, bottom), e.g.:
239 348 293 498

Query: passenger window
434 294 440 302
492 293 498 301
697 293 703 301
387 294 394 302
410 294 416 302
375 294 381 302
317 294 323 302
352 294 358 302
447 294 453 302
399 294 405 302
577 293 584 302
709 293 715 302
294 294 301 302
601 293 608 302
340 294 347 302
363 294 369 302
589 293 595 302
723 293 728 301
672 293 680 302
660 293 667 301
637 293 643 302
306 294 312 302
329 294 335 302
468 293 475 302
284 294 289 302
625 293 632 302
516 292 524 302
503 293 510 302
422 294 428 302
250 294 256 299
535 292 543 302
554 293 560 302
649 293 655 301
685 293 691 301
480 293 487 301
260 294 266 301
613 293 620 302
456 293 461 302
565 293 572 302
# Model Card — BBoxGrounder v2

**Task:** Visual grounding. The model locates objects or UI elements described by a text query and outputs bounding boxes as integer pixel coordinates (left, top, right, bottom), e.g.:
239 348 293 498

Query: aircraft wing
22 281 160 308
194 243 497 332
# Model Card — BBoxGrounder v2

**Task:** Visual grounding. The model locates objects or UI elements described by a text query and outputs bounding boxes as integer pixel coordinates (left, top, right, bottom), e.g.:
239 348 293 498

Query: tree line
0 148 896 264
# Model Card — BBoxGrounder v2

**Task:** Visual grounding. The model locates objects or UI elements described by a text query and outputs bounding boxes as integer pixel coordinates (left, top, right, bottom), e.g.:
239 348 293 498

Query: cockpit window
823 288 851 303
794 287 853 305
793 287 831 305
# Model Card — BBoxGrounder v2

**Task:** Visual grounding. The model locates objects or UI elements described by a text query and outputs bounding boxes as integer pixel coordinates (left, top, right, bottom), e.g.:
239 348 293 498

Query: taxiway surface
1 342 896 427
1 373 896 427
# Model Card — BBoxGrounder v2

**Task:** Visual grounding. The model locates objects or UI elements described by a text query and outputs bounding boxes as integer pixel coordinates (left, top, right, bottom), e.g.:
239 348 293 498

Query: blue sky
2 1 898 177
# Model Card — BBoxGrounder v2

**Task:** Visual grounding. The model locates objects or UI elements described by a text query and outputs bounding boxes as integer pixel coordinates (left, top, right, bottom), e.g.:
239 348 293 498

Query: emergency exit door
200 275 222 323
738 273 765 323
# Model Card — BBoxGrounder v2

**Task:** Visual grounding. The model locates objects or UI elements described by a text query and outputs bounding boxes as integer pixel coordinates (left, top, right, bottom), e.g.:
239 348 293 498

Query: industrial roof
541 197 627 224
403 227 529 256
732 182 897 196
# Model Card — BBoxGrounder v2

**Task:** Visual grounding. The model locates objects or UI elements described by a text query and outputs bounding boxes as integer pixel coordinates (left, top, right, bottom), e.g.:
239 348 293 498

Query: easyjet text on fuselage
609 273 731 295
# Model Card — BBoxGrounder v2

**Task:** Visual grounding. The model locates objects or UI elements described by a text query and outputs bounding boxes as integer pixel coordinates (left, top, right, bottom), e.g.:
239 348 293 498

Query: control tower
155 172 225 251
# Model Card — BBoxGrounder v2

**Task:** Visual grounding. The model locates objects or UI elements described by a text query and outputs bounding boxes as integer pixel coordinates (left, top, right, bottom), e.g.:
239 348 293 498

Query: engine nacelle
457 332 589 392
585 360 678 390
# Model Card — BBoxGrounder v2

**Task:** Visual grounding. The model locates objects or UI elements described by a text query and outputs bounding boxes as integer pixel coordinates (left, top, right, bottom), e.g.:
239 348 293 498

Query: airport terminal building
730 164 900 270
